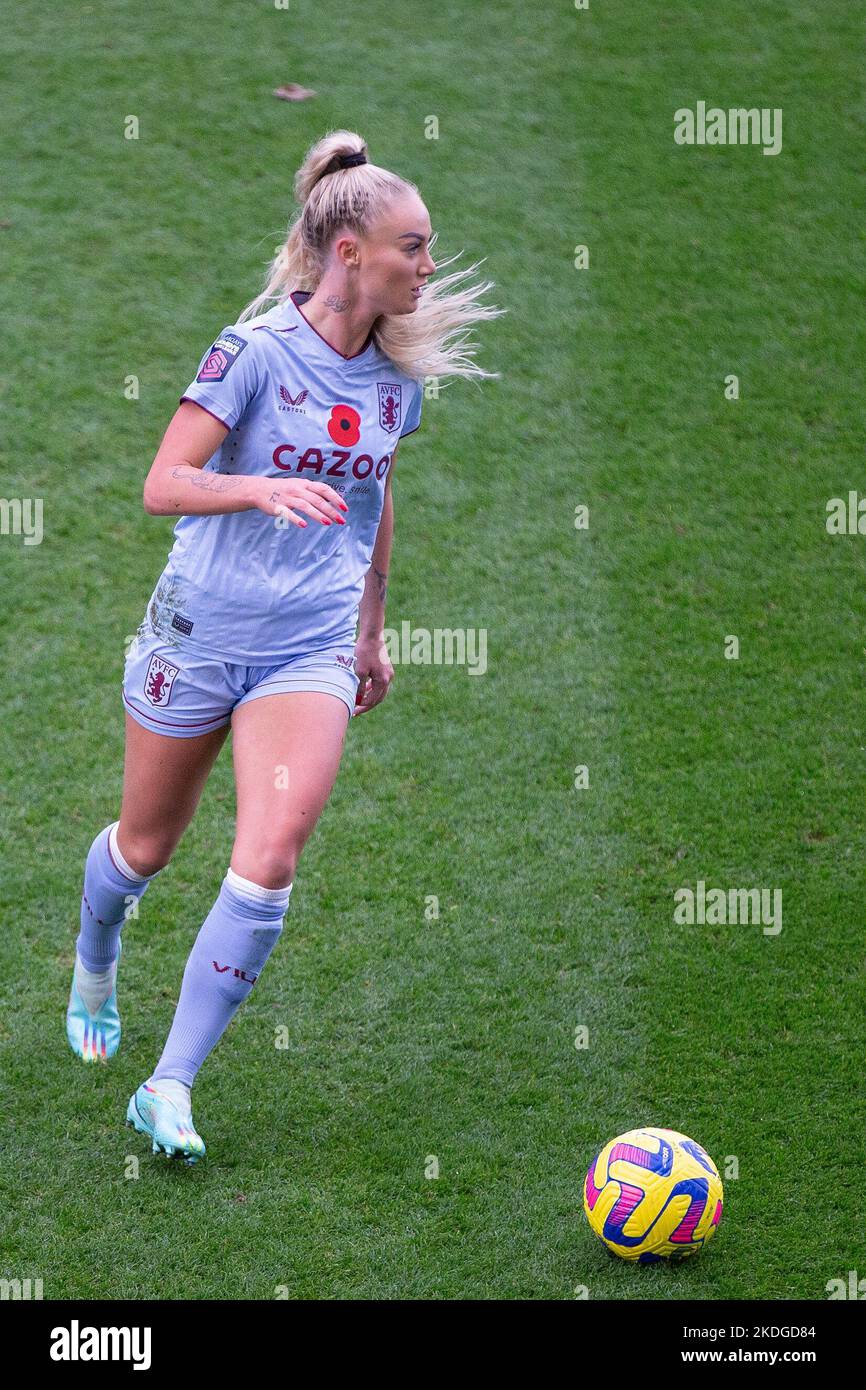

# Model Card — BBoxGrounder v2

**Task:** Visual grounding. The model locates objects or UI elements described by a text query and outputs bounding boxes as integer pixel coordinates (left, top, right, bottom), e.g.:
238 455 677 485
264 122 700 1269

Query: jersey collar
284 290 378 368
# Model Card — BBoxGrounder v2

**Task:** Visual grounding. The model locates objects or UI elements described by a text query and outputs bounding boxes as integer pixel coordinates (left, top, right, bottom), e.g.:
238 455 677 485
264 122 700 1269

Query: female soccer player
67 130 502 1162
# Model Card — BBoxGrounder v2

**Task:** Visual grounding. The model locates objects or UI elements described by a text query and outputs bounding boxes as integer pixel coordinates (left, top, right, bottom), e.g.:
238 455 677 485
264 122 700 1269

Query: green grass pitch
0 0 863 1299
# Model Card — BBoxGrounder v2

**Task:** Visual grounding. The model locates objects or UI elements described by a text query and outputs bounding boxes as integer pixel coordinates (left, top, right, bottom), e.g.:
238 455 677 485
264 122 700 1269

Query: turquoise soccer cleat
66 940 122 1062
125 1080 206 1164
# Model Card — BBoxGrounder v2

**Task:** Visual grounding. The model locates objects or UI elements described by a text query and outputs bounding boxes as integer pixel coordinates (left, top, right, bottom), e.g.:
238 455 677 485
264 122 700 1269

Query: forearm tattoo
170 465 247 494
373 564 388 603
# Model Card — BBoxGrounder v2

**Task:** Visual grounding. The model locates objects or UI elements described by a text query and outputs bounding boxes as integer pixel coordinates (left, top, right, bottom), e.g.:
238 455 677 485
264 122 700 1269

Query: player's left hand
352 637 394 715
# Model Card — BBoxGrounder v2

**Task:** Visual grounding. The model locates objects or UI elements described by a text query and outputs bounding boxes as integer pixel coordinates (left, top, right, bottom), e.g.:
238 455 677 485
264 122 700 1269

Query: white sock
147 1077 192 1108
226 865 293 901
74 951 118 1016
108 821 150 883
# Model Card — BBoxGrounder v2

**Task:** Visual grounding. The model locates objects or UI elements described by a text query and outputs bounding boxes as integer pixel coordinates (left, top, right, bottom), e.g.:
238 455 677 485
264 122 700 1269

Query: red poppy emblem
327 404 361 446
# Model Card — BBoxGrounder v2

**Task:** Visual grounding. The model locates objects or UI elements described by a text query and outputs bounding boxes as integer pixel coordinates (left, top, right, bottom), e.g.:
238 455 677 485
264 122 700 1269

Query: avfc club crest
378 382 402 434
144 653 179 707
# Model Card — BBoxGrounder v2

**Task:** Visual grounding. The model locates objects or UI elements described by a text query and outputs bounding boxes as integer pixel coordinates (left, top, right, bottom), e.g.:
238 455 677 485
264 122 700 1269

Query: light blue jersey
145 291 422 663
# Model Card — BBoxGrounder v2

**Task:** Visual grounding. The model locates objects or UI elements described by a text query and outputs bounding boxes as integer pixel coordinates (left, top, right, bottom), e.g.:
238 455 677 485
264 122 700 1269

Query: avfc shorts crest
143 653 179 707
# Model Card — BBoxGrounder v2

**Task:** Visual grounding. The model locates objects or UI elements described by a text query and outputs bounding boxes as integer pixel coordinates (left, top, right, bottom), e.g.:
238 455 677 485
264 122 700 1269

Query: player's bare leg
117 712 232 875
69 715 230 1062
229 691 351 887
126 692 350 1158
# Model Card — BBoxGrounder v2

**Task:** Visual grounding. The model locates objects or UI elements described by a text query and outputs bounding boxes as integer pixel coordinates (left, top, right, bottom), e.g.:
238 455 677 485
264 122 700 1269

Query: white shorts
122 622 360 737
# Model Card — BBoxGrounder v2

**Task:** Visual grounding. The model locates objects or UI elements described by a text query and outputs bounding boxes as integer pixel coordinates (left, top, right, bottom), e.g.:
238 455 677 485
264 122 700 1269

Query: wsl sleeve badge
196 332 249 383
583 1126 723 1263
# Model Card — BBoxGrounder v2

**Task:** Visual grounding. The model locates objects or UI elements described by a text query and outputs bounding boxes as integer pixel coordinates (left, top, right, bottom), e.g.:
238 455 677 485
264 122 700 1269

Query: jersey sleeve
179 326 262 430
399 380 423 438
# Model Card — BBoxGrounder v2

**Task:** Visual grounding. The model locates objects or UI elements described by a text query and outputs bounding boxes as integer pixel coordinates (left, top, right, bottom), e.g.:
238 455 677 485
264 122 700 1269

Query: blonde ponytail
237 129 505 385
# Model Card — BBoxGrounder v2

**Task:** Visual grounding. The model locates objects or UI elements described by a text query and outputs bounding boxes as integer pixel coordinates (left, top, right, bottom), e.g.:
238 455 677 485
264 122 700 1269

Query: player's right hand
252 477 349 528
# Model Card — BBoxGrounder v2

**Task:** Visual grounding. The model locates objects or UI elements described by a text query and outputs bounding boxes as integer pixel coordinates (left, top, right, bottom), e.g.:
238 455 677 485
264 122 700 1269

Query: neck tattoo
324 294 350 313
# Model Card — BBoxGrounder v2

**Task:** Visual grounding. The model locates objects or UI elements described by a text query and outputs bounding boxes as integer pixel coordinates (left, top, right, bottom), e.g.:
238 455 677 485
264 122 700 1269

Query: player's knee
231 840 299 890
120 832 177 878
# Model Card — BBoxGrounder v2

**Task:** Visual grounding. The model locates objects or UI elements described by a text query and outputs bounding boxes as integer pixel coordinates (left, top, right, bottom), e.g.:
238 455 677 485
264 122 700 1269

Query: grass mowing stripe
0 0 649 1299
574 0 866 1296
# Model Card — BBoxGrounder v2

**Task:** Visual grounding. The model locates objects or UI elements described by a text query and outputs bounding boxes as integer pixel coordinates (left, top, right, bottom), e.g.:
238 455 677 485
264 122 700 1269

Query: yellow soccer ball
583 1126 723 1263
